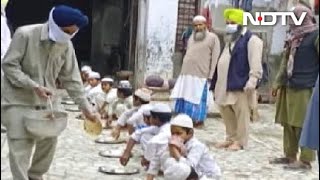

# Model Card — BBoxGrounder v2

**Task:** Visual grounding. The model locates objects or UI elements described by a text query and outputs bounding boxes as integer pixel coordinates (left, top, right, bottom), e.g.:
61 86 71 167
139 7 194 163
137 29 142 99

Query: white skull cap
88 71 100 79
151 103 171 113
81 65 91 73
141 104 153 116
101 77 114 83
118 80 132 89
193 15 207 23
170 114 193 129
134 88 152 102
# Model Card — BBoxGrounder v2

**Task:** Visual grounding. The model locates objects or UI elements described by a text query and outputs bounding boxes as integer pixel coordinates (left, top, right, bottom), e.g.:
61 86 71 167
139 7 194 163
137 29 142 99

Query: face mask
225 24 238 34
48 8 78 43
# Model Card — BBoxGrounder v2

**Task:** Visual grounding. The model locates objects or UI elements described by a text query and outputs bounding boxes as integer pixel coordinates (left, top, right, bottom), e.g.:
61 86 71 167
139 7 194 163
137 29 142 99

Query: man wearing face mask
1 0 11 133
210 8 263 151
171 15 221 128
1 5 100 180
270 3 318 170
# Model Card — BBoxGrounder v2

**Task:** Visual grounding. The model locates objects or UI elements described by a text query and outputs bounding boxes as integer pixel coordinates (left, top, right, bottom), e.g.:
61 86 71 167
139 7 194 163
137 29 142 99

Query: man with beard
170 15 221 128
210 8 263 151
270 3 318 170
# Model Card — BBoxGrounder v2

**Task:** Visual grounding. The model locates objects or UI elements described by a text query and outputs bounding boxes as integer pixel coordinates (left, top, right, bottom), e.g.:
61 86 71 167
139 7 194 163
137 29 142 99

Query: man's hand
120 151 131 166
141 156 150 167
33 86 52 99
169 144 181 161
82 109 100 122
244 77 258 92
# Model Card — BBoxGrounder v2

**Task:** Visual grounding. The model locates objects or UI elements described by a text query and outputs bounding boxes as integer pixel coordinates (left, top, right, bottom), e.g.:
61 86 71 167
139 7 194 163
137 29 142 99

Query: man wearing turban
210 8 263 151
270 3 318 170
170 15 221 128
1 5 100 179
1 0 11 133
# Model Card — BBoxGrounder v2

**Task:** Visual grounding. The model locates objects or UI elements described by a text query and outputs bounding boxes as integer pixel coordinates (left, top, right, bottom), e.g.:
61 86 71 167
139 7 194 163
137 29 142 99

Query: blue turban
52 5 88 28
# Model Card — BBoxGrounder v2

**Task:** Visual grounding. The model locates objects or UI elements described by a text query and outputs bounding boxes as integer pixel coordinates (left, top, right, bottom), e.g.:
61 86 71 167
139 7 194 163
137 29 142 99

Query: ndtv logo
243 12 307 26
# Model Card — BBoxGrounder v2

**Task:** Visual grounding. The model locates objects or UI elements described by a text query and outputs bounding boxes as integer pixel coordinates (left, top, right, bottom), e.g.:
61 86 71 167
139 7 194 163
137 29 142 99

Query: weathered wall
144 0 179 79
134 0 179 87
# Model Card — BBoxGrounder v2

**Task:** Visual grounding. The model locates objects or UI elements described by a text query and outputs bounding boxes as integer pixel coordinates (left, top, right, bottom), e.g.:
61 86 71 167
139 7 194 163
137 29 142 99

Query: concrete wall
144 0 179 79
134 0 179 87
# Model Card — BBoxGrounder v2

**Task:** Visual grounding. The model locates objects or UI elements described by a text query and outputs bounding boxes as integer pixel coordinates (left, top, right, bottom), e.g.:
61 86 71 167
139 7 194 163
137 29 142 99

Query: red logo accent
258 16 263 21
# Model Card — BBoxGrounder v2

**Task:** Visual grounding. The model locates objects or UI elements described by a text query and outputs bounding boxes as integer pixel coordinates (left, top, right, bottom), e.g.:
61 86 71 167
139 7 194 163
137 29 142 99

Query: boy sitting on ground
86 71 101 98
111 88 152 139
142 103 172 178
93 77 117 127
107 80 133 123
160 114 221 180
119 105 158 166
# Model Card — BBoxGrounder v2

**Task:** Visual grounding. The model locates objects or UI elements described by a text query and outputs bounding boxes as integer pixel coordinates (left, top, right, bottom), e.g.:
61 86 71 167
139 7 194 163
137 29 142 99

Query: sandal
283 161 312 170
269 157 292 164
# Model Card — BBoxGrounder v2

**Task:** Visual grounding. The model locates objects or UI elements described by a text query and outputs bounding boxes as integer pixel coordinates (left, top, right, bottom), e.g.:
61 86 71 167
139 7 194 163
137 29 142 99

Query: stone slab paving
1 104 319 180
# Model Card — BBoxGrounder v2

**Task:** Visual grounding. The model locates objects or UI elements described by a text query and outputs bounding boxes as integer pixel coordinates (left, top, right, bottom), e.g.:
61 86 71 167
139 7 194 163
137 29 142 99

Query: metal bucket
24 110 68 137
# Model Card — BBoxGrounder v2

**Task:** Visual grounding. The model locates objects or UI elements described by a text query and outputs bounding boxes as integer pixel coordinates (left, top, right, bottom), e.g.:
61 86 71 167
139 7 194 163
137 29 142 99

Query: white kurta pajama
171 31 220 122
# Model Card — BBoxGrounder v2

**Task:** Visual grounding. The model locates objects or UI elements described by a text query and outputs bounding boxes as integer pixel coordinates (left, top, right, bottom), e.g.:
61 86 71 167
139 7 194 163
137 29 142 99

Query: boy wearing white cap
111 88 153 139
107 80 133 121
80 65 91 85
87 72 104 106
93 77 117 126
145 103 172 180
119 105 159 166
163 114 221 180
85 71 101 95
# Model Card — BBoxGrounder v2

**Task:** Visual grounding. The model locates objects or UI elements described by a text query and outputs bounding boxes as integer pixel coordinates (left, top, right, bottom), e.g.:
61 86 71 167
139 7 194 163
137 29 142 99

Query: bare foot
283 161 312 170
227 142 243 151
214 141 233 149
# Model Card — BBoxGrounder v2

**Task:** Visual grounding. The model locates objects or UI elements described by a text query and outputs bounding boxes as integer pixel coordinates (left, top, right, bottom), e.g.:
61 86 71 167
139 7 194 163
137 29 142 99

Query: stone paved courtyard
1 103 319 180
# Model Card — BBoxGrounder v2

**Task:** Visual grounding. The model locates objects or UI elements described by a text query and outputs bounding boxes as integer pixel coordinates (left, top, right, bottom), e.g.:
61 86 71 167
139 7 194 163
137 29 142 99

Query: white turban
164 158 191 180
193 15 207 23
134 88 152 102
88 71 100 79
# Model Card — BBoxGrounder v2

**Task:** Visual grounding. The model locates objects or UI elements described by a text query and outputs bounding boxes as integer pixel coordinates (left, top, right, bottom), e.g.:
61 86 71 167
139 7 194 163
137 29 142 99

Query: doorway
5 0 138 77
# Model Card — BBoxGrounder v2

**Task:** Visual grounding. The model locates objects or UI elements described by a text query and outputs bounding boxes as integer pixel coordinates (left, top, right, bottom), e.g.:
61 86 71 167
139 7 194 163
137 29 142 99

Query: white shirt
127 104 153 128
93 88 117 110
87 84 104 104
108 95 133 117
131 125 159 143
116 106 140 127
179 137 221 178
1 14 11 76
145 123 171 175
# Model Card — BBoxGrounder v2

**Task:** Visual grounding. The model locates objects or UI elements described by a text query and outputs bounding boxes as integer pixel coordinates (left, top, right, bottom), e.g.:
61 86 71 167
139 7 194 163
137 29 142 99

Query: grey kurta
1 23 90 138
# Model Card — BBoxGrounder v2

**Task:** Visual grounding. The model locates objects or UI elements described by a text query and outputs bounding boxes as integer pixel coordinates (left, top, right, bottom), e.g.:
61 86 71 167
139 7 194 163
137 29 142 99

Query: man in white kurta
170 15 220 127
